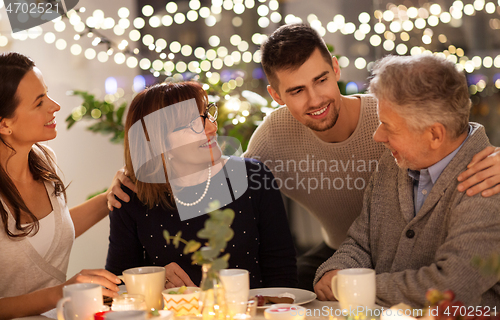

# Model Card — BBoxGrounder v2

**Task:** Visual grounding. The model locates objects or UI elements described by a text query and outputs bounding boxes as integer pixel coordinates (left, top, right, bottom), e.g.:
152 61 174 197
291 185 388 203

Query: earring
8 130 11 134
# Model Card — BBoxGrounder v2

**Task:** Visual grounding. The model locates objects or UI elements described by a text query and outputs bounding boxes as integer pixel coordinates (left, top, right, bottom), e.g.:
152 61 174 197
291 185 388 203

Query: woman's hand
164 263 196 289
107 167 137 211
65 269 121 297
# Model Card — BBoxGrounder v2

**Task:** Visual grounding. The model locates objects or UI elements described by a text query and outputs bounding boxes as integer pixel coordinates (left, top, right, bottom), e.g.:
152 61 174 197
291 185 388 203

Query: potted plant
163 201 235 320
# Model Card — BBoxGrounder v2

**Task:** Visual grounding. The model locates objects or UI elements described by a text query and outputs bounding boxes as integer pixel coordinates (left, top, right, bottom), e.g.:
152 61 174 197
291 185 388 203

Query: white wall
2 0 137 277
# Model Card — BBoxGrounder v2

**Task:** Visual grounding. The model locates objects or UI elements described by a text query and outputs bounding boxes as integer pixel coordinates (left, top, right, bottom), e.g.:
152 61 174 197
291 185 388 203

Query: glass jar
199 264 227 320
111 294 147 311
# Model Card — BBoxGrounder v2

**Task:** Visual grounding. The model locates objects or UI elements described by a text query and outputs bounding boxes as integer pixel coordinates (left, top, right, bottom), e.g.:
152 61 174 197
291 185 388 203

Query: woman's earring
8 130 11 134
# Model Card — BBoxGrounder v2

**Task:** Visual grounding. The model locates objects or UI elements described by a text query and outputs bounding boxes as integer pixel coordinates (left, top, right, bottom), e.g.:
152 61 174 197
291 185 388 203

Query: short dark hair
260 23 333 92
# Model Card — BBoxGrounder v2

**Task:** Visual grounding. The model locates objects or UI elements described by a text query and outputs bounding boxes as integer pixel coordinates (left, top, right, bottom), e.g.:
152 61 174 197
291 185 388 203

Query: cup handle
117 275 124 283
56 297 71 320
331 275 339 301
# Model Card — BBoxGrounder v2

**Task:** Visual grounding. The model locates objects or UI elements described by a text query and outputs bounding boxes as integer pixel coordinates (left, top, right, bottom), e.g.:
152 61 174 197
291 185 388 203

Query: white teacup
219 269 249 316
331 268 376 311
56 283 102 320
119 266 166 311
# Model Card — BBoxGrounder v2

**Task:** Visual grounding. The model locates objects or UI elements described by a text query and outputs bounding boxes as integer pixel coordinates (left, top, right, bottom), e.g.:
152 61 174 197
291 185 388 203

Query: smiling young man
243 23 500 291
313 54 500 308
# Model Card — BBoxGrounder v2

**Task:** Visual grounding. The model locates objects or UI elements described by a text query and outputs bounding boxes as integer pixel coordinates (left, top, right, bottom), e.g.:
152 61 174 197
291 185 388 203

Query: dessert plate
249 288 317 308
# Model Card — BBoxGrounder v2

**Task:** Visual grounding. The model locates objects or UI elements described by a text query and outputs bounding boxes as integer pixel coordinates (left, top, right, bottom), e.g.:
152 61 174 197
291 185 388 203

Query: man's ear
428 123 446 150
267 85 284 106
331 56 341 81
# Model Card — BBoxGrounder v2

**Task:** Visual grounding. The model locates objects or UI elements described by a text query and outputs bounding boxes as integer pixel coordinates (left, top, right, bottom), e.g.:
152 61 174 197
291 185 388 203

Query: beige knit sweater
244 94 386 249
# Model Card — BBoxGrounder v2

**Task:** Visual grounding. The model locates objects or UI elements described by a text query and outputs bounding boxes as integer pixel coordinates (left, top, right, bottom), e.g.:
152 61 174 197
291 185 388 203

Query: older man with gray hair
313 54 500 308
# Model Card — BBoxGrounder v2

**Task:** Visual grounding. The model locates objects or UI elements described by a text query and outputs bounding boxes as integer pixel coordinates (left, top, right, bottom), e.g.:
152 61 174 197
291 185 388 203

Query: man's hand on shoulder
107 167 137 211
314 270 338 301
458 146 500 197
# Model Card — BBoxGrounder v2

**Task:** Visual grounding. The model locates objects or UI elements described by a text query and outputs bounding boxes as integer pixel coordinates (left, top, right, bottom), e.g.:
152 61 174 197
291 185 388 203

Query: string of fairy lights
1 0 278 78
309 0 500 76
0 0 499 93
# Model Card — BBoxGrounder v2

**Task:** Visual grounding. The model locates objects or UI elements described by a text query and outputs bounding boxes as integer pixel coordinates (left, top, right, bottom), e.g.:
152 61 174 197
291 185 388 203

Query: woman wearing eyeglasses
105 81 298 289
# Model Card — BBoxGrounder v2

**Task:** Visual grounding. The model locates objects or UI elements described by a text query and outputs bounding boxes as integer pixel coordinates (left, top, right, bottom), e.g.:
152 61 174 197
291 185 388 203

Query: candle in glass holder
112 294 147 311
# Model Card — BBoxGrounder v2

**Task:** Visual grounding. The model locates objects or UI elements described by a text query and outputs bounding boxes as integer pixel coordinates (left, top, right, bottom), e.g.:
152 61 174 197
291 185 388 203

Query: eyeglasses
173 103 218 134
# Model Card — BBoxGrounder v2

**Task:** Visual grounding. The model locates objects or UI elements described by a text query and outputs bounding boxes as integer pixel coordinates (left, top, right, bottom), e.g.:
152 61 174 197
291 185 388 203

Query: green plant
66 90 126 144
65 84 273 151
163 201 235 273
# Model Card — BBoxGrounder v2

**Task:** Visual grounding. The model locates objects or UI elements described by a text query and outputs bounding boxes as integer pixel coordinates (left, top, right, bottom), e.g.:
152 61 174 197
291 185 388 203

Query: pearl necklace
174 165 211 207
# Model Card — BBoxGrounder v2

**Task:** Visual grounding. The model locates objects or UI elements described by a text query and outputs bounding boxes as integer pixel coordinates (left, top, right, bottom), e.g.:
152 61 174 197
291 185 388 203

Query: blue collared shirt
408 125 472 216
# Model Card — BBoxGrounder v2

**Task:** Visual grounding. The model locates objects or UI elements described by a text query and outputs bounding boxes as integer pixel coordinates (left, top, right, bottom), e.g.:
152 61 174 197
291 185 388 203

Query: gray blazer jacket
314 123 500 308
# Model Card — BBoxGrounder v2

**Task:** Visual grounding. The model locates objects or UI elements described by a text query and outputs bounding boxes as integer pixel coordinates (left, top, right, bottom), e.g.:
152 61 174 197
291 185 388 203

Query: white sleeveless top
0 145 75 298
21 210 55 258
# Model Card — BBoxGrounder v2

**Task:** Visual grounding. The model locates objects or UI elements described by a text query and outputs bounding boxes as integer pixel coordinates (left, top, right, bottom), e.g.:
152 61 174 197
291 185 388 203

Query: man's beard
305 102 340 132
385 145 420 171
394 156 412 170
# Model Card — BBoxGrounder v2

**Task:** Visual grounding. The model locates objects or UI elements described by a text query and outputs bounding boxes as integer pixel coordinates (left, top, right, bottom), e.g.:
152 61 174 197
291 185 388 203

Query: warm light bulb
118 7 130 18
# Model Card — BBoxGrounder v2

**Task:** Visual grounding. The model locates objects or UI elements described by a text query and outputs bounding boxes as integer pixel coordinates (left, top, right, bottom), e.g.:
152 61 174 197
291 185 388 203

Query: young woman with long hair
0 52 131 319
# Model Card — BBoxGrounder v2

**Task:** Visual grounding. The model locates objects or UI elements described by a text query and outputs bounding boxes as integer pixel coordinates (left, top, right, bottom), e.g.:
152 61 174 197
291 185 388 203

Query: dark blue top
105 157 298 288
